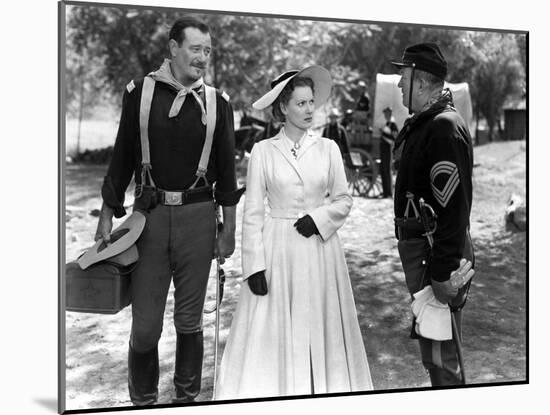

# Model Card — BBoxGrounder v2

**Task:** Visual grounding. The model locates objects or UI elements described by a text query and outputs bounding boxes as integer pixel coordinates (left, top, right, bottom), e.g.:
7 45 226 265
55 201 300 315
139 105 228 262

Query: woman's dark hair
272 76 315 122
169 16 210 45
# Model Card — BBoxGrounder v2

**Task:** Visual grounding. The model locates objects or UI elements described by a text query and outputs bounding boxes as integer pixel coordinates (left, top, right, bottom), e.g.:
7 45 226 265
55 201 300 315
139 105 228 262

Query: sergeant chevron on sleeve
391 42 475 387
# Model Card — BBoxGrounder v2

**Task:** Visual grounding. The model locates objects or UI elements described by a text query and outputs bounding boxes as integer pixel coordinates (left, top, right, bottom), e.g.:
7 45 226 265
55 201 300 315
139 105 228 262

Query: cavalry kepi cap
391 42 448 79
77 211 146 269
252 65 332 110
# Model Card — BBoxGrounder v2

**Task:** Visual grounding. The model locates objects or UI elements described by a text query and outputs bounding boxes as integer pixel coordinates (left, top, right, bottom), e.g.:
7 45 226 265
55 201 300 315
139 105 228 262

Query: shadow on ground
63 140 526 410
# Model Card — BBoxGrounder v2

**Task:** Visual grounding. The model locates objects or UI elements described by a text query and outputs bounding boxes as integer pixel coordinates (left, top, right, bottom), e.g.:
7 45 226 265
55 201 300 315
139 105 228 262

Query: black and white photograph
58 0 529 412
4 0 545 414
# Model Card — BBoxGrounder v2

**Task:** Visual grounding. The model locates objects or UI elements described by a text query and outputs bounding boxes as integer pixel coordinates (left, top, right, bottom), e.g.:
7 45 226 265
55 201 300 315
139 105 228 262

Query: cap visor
391 60 410 69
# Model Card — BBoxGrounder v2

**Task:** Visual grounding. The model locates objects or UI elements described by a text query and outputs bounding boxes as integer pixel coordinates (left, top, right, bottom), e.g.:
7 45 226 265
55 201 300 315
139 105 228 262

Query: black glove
247 271 268 295
431 279 459 304
293 215 319 238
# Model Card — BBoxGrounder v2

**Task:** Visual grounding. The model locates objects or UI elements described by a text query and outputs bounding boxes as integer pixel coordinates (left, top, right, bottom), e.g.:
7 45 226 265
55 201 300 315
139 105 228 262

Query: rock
89 209 101 217
504 193 527 232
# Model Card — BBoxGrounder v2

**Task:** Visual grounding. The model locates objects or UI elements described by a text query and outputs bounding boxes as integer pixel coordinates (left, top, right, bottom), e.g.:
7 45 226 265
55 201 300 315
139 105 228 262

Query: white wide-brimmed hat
252 65 332 110
77 211 146 270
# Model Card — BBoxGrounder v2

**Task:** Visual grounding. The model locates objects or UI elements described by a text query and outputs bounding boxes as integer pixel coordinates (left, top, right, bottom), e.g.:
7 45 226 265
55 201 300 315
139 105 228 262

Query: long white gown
215 130 373 399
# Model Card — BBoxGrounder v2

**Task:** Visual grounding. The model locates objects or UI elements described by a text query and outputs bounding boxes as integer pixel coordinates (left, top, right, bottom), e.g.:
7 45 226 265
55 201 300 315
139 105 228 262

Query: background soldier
355 80 371 113
391 42 475 386
94 16 240 404
322 108 350 156
379 106 399 198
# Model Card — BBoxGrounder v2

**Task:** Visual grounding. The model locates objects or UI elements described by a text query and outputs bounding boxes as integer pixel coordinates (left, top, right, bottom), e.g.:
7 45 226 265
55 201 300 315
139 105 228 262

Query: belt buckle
164 191 183 206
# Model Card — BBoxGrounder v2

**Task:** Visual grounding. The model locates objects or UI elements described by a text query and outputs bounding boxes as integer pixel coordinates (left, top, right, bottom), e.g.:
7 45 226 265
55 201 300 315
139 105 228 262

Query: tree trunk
77 64 85 155
475 101 480 146
497 116 504 140
487 119 494 142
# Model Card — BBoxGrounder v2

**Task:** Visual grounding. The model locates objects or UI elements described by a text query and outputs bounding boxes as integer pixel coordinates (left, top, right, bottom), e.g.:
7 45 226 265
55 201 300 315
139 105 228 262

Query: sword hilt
418 198 437 248
212 204 223 399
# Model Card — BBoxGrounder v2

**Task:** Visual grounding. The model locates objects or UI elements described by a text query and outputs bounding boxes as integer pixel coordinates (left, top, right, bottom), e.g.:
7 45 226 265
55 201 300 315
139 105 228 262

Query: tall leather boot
128 343 159 406
428 367 461 387
173 331 204 403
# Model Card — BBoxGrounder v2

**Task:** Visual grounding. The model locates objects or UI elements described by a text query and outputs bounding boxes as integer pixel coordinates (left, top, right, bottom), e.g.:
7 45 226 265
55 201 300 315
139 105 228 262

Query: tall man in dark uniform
94 16 240 404
392 43 475 386
379 106 399 198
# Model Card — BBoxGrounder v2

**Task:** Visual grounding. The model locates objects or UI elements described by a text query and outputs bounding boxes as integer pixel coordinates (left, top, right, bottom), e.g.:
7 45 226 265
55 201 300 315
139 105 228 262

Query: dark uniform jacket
394 91 473 282
102 77 238 218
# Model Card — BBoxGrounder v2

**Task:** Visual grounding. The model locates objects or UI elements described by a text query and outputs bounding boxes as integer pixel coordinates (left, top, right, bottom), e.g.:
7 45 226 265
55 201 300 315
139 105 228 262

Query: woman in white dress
216 66 373 399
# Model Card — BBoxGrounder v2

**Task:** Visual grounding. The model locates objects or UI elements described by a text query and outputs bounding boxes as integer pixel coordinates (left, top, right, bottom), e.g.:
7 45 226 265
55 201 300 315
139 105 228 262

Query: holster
397 237 431 296
395 216 425 241
134 184 158 212
397 237 430 340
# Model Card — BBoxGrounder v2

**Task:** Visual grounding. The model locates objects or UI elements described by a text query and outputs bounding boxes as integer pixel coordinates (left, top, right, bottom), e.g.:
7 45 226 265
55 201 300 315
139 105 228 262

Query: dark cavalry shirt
102 78 238 218
394 91 474 282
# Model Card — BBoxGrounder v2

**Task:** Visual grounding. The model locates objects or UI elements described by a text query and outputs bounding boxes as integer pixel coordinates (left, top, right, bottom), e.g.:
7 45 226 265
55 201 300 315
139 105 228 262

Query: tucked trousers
130 201 216 352
416 230 474 384
418 310 463 382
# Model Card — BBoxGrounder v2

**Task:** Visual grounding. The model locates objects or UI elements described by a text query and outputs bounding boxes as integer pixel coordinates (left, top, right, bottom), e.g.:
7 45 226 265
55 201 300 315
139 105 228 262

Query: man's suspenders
138 77 156 188
138 76 217 189
197 83 217 185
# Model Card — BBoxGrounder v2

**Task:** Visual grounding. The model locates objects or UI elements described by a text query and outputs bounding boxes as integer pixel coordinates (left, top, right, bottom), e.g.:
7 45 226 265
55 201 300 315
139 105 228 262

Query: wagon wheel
345 148 381 198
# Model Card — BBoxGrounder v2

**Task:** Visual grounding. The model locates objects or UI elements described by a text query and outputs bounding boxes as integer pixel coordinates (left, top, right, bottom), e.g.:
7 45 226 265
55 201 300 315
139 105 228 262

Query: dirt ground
63 140 526 411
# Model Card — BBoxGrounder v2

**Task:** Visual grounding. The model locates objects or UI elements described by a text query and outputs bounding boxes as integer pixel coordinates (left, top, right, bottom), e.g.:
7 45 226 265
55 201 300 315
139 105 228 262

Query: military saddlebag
65 260 132 314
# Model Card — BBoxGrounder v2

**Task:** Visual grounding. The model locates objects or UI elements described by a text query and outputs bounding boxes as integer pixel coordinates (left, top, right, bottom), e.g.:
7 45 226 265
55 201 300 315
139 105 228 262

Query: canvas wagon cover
372 73 474 137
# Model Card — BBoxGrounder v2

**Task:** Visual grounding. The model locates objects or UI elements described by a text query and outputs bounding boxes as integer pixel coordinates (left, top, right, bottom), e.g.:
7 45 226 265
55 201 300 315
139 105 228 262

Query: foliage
67 5 172 102
204 14 306 109
64 3 526 141
65 22 111 118
462 32 525 140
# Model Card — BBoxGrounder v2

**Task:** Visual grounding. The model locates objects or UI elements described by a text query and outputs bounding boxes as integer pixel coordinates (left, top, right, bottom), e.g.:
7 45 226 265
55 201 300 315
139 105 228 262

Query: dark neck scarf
393 88 455 165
